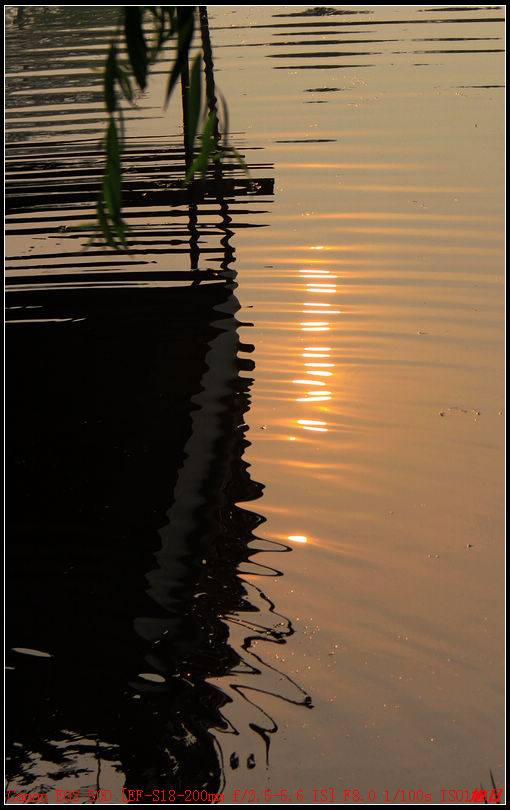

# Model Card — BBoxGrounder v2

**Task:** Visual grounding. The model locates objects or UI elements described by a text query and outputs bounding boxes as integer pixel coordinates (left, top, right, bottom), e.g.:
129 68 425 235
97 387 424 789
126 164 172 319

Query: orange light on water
296 395 332 402
293 379 325 385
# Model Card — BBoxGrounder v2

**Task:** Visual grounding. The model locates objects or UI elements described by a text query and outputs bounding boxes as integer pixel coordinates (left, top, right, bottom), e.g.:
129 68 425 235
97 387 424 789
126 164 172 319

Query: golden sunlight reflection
293 380 325 386
291 257 340 431
296 395 332 403
300 271 337 278
305 282 336 287
300 322 329 327
288 535 308 544
301 274 338 279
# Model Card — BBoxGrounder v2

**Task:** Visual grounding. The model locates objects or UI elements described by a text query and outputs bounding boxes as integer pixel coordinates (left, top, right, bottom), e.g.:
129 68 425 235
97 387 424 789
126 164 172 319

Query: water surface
5 5 505 804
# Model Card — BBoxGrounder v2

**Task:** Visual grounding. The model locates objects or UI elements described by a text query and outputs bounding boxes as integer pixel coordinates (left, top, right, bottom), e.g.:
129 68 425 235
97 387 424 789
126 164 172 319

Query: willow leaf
164 8 194 107
124 7 148 90
104 43 117 114
187 54 202 153
96 198 119 251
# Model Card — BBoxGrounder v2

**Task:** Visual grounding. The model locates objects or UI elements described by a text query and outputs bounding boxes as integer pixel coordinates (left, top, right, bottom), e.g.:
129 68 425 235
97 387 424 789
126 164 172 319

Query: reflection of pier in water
6 132 311 797
5 134 274 292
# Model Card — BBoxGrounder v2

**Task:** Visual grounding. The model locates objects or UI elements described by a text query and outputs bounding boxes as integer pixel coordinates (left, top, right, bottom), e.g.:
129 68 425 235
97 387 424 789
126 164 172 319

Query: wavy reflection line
221 579 314 761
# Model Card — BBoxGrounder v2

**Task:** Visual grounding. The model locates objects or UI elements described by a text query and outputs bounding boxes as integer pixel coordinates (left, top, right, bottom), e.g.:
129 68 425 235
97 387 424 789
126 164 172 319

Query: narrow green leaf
225 145 250 175
200 109 217 153
104 43 117 114
185 110 217 182
102 172 121 221
164 7 195 107
106 118 121 169
218 90 230 145
96 198 119 250
113 218 129 250
115 64 134 103
104 122 121 210
124 7 148 90
187 54 202 153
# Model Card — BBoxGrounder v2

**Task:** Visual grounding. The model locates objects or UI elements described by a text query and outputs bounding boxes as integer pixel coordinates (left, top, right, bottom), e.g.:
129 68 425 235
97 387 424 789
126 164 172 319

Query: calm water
5 5 505 804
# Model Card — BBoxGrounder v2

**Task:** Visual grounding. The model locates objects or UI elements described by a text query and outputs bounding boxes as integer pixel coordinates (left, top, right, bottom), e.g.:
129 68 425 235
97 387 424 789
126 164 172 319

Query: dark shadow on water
5 8 310 797
6 280 311 798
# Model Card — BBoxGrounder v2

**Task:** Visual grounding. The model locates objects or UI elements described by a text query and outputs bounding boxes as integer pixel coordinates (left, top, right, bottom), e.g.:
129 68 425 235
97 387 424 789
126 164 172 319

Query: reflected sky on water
5 4 505 802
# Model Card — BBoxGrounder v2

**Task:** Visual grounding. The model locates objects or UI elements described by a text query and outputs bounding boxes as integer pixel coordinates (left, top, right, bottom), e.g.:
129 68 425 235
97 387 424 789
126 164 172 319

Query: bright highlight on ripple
296 395 331 402
12 647 53 658
301 274 337 279
293 379 325 385
300 271 337 277
288 535 307 543
138 673 166 683
301 425 328 432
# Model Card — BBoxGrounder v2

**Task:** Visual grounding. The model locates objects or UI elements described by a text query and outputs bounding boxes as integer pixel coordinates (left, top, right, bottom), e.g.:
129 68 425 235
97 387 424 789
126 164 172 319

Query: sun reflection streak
293 379 325 386
296 396 332 402
294 258 339 432
305 283 336 288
